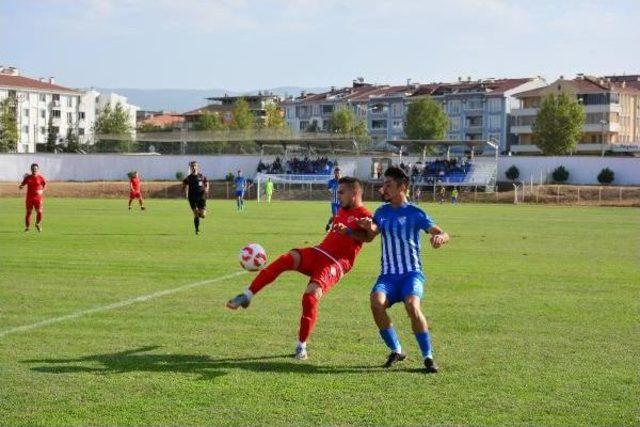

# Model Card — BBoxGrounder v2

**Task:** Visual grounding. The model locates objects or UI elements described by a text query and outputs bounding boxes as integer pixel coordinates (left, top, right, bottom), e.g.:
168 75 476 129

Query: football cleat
294 345 308 360
35 224 41 232
226 293 251 310
383 351 407 368
423 357 438 374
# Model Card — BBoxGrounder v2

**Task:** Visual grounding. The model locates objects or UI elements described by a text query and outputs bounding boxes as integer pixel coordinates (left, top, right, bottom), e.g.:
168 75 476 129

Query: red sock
248 252 295 295
36 211 42 224
298 292 319 343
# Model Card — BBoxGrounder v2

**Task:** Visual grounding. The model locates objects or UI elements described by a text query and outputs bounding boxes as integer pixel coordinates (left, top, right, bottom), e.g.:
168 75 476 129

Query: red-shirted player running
19 163 47 232
226 176 372 360
128 171 146 211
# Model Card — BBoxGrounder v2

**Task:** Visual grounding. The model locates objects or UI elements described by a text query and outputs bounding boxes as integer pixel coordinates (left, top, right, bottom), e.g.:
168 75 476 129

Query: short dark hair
338 176 362 191
30 163 39 169
384 166 409 188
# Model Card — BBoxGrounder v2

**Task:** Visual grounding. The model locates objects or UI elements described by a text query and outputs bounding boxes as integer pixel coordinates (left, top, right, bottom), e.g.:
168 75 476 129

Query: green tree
505 165 520 181
194 112 226 131
552 165 570 183
263 103 285 129
0 98 18 152
533 92 585 155
93 102 134 152
405 97 449 140
65 128 80 152
231 98 254 130
597 167 615 184
328 107 369 143
45 116 57 152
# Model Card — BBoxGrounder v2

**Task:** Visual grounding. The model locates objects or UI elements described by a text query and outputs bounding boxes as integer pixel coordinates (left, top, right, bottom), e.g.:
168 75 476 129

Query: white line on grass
0 271 246 339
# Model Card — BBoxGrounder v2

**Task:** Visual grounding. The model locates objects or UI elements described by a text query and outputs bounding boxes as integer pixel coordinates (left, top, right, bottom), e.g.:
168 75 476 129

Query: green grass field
0 198 638 426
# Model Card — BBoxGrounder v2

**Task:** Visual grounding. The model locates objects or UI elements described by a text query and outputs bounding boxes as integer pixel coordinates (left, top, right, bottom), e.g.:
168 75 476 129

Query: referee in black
182 161 209 234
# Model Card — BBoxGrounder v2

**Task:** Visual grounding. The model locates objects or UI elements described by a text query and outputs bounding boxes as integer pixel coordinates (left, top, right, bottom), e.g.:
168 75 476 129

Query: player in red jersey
128 171 146 211
19 163 47 232
226 176 372 360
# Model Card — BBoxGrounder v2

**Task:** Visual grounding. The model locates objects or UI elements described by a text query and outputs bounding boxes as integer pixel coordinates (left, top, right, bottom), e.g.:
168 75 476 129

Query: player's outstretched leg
295 284 322 360
139 197 145 210
226 251 299 310
128 198 133 210
35 209 42 232
24 205 33 232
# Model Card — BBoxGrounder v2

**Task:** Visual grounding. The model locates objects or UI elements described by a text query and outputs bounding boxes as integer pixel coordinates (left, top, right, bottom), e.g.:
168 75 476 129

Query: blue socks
414 331 433 360
379 327 402 354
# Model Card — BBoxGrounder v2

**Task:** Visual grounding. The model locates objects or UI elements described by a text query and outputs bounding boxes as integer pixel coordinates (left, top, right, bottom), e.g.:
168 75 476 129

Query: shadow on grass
22 346 390 380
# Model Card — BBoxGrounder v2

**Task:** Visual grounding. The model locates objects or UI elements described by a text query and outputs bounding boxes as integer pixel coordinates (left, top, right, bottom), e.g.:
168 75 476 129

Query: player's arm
332 222 371 243
182 178 188 198
355 217 379 242
19 175 27 189
427 225 449 249
204 177 209 194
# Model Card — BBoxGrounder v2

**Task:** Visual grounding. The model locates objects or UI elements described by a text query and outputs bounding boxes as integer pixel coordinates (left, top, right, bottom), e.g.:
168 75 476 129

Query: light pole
600 119 607 157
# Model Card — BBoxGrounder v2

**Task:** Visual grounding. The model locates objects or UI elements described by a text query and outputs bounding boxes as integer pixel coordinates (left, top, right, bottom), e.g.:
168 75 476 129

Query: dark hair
384 166 409 188
30 163 39 169
338 176 362 191
189 161 198 166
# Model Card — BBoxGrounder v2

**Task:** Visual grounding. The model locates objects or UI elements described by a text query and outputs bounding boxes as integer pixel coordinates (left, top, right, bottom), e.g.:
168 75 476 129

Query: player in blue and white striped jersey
325 167 341 231
358 166 449 373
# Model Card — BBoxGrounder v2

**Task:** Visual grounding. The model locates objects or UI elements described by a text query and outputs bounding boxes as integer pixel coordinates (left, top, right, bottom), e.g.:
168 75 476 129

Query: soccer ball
239 243 267 271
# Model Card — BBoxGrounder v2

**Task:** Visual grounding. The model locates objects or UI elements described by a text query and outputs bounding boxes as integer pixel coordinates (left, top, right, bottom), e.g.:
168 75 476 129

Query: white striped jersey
328 178 339 204
373 203 436 275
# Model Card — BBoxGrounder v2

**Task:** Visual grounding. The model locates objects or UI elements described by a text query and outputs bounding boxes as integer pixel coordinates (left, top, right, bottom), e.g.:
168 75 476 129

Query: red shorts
26 197 43 212
295 247 350 292
129 191 142 199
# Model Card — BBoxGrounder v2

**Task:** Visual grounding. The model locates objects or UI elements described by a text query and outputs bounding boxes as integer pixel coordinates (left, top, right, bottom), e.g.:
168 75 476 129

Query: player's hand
430 233 447 249
356 217 373 231
36 190 43 195
332 222 348 234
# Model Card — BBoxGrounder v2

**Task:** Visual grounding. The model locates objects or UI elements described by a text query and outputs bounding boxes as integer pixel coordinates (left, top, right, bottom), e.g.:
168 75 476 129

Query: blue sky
1 0 639 90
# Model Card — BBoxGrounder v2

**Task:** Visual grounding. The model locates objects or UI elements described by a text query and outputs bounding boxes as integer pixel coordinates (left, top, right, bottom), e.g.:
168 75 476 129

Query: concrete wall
498 156 640 185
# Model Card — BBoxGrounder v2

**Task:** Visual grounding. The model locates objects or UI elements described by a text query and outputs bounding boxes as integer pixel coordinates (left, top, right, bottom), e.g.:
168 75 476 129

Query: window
391 103 403 116
299 121 309 131
40 127 46 134
449 116 461 131
392 120 403 129
488 98 502 112
79 111 85 120
448 100 461 114
40 110 46 119
39 94 46 102
67 112 73 124
488 133 501 144
466 98 483 109
371 120 387 129
52 94 60 101
52 110 61 118
23 125 29 133
78 128 85 136
321 104 334 115
23 108 29 117
489 115 501 129
66 96 73 107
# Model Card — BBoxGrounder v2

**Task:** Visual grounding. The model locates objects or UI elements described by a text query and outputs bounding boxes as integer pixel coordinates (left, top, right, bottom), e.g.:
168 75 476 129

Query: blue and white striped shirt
328 178 339 204
373 203 435 275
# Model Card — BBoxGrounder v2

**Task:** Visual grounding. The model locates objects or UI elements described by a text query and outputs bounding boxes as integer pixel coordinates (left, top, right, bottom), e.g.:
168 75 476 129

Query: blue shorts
331 202 340 215
371 271 425 306
235 190 245 197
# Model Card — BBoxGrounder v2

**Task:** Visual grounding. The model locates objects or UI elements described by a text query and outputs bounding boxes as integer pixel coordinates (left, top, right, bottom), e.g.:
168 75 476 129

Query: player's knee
370 293 387 312
287 250 301 269
199 211 206 218
304 283 323 299
403 298 423 319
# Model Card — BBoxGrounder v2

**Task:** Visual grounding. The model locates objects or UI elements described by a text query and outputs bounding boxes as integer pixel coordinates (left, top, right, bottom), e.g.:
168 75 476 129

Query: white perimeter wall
1 154 639 185
497 156 640 185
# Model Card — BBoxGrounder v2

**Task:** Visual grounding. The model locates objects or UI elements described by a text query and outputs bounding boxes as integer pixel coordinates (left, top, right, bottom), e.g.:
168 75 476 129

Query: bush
176 171 185 181
597 167 615 184
225 172 235 182
505 165 520 181
552 166 569 183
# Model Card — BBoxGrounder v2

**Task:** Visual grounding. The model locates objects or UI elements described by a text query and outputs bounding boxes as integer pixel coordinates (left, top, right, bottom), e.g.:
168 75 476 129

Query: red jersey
130 176 141 192
21 174 46 199
316 205 372 270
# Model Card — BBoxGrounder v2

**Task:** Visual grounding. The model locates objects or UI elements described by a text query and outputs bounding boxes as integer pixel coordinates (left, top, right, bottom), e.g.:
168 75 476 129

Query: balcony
584 104 621 114
511 125 533 134
512 107 538 116
465 125 483 133
584 123 620 133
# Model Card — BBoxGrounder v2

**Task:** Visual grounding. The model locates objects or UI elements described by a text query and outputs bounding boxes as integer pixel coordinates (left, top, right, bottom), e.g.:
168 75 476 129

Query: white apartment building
0 66 138 153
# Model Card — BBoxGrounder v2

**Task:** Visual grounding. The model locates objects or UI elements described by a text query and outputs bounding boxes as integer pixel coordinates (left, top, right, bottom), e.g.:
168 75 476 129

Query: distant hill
94 87 329 113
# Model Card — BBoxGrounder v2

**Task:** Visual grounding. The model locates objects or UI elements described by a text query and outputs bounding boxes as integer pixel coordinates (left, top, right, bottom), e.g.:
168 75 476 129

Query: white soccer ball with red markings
239 243 267 271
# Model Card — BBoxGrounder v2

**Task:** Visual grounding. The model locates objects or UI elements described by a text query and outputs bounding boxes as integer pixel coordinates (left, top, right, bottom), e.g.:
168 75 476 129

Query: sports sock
414 331 433 359
379 327 402 354
298 292 319 343
248 252 296 294
194 216 200 232
36 211 42 224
